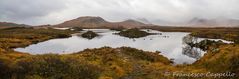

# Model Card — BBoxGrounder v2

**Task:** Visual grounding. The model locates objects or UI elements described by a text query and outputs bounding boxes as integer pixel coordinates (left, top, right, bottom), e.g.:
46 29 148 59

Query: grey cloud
1 0 239 25
0 0 66 24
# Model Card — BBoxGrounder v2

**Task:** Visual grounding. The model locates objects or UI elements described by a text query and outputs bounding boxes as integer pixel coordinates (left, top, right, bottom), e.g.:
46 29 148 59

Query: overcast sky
0 0 239 25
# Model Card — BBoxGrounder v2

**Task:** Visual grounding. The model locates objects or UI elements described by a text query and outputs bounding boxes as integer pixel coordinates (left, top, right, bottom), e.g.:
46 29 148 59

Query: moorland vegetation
0 27 238 79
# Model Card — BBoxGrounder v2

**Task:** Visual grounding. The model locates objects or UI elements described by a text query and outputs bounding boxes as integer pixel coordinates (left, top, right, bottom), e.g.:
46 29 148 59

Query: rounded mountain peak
75 16 107 23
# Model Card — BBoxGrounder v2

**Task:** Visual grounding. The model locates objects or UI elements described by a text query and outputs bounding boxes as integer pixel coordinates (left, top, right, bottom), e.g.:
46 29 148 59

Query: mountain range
54 16 151 29
1 16 239 28
188 18 239 27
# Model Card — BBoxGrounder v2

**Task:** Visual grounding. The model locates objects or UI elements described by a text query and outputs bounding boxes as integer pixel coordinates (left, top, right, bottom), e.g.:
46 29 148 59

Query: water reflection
182 45 203 59
182 35 204 60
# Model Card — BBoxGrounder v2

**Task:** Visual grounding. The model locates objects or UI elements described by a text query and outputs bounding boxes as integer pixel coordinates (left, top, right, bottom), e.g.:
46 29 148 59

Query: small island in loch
81 31 99 39
116 28 157 38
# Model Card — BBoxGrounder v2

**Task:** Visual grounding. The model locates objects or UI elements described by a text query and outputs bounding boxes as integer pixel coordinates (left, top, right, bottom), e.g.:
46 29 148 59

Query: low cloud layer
1 0 239 25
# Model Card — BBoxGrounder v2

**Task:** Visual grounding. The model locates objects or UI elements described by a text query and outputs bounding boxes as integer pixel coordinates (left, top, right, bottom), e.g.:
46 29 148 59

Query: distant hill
55 16 108 28
188 18 239 27
54 16 150 29
135 18 152 24
119 19 147 26
0 22 30 29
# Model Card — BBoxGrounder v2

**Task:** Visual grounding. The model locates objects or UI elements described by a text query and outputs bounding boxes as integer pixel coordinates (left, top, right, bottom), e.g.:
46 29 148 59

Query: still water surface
15 29 208 64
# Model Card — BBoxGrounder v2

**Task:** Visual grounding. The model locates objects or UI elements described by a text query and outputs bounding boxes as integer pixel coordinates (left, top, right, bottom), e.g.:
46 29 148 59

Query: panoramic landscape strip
1 0 239 79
